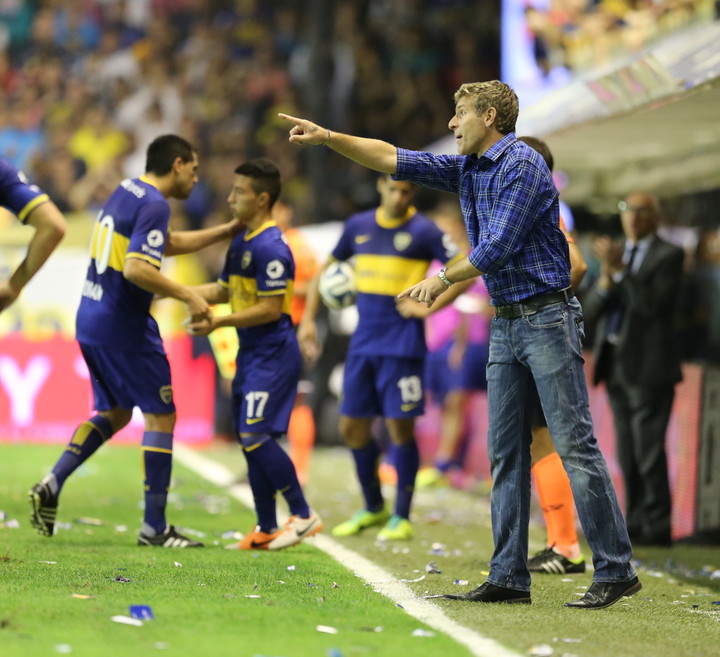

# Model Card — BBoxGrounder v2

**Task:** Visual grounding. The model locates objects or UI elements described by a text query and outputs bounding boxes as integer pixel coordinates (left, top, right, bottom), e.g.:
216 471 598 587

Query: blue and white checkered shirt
394 133 570 305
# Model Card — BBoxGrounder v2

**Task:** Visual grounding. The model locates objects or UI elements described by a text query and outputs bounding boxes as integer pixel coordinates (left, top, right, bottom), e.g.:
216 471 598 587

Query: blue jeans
486 297 635 591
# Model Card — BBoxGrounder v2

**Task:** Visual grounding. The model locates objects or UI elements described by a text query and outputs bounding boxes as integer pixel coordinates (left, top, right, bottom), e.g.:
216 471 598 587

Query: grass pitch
2 442 720 657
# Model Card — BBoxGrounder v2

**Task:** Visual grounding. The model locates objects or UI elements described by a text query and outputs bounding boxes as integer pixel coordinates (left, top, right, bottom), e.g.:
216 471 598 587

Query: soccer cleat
137 525 204 548
29 481 59 537
268 511 323 550
377 514 414 541
225 526 281 550
331 508 390 537
415 467 449 489
527 546 586 574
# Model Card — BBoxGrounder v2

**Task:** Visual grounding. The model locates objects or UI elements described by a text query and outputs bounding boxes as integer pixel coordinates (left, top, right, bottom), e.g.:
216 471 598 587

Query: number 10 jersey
76 177 170 353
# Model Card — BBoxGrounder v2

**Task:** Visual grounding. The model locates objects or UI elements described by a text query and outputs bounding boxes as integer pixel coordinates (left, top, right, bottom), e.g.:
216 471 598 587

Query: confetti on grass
316 625 339 634
111 615 143 627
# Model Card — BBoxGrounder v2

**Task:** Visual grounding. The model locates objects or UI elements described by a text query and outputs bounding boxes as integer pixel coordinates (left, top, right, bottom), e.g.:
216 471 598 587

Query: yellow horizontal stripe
141 447 173 454
90 226 131 272
228 275 293 314
126 251 162 268
355 254 430 296
18 194 49 223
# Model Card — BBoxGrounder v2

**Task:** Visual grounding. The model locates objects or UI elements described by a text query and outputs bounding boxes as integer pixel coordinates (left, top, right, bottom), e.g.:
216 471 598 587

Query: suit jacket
583 235 684 387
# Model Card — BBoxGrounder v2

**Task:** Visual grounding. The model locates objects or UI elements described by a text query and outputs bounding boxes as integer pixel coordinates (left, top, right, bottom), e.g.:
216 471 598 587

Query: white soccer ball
319 260 357 310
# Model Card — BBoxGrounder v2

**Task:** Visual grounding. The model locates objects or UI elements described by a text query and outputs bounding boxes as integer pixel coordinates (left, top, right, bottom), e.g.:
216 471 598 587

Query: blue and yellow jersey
76 177 170 352
218 221 295 348
0 158 49 222
333 206 462 358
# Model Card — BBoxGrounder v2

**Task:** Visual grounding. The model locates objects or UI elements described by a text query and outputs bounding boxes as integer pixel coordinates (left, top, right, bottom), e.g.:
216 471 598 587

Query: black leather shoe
564 576 642 609
438 581 531 604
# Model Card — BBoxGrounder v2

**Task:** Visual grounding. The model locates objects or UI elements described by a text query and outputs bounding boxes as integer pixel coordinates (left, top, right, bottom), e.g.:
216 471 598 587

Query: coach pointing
280 79 640 609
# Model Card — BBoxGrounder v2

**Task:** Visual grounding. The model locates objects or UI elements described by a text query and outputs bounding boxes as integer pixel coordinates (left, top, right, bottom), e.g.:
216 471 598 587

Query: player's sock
248 437 310 519
350 439 384 512
393 440 419 519
141 431 173 535
52 415 114 492
532 452 580 559
287 403 315 485
242 448 279 533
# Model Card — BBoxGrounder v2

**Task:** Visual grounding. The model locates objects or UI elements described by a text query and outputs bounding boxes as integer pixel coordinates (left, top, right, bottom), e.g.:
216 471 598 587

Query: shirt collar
626 234 654 253
244 220 276 241
375 205 417 229
478 132 517 163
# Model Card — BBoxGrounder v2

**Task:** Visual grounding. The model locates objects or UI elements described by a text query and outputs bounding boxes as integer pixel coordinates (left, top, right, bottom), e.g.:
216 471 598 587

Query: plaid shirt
394 133 570 305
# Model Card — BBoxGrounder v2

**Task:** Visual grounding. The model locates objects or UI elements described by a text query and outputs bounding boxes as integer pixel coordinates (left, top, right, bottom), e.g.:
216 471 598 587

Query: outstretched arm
0 201 66 312
279 113 398 174
165 219 242 256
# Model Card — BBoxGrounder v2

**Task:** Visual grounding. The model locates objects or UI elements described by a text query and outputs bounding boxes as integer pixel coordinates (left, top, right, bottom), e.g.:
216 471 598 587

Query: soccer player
0 159 65 313
298 175 468 541
280 80 639 609
186 158 322 551
29 135 241 548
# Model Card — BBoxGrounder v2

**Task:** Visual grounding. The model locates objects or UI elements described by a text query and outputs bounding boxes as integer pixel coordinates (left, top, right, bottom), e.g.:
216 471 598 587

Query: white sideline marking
174 444 522 657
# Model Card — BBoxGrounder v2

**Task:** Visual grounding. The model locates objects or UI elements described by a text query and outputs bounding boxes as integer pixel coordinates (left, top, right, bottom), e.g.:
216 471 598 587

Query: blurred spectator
68 102 128 172
583 192 685 547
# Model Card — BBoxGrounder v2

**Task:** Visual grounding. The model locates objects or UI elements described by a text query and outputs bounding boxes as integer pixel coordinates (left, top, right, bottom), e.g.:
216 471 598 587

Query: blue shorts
232 336 301 435
79 343 175 414
425 341 488 403
340 353 425 419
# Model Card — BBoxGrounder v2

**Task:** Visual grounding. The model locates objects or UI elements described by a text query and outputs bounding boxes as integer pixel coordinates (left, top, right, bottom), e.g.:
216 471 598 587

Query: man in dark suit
584 192 684 547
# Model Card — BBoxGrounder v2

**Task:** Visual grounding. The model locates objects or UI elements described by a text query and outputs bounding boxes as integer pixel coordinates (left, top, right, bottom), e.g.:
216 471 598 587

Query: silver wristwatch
437 267 454 287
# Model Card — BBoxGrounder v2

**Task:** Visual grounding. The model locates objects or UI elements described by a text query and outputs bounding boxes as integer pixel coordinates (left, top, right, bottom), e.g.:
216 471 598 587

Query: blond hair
454 81 519 134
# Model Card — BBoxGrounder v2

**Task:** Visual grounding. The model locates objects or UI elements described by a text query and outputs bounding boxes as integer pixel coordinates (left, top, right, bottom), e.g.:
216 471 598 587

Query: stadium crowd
0 0 499 226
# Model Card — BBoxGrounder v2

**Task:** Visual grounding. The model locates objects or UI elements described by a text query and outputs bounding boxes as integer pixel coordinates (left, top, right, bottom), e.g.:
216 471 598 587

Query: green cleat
415 467 449 489
331 508 390 537
377 514 414 541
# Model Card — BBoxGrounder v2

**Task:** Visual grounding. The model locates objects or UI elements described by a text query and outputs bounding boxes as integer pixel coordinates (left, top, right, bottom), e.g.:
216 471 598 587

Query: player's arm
165 219 242 256
0 200 66 312
279 113 397 174
189 282 229 305
188 295 284 336
568 239 588 290
296 257 333 364
124 257 209 321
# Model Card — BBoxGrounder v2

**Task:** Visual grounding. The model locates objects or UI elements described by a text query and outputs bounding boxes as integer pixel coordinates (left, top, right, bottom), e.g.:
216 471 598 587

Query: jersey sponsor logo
242 250 252 269
141 243 162 259
159 385 173 404
400 402 418 412
266 260 284 279
246 417 265 425
264 279 287 288
81 280 103 301
147 229 164 248
355 234 371 244
393 232 412 252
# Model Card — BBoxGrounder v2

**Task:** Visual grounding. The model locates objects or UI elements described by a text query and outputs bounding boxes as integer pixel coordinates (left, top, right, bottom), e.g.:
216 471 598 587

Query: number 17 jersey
76 177 170 353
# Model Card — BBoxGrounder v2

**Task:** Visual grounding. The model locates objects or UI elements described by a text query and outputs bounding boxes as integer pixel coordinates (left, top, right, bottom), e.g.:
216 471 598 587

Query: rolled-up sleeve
393 148 463 194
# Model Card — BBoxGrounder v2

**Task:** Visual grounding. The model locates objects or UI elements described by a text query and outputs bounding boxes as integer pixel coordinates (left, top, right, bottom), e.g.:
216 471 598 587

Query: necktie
606 244 638 341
